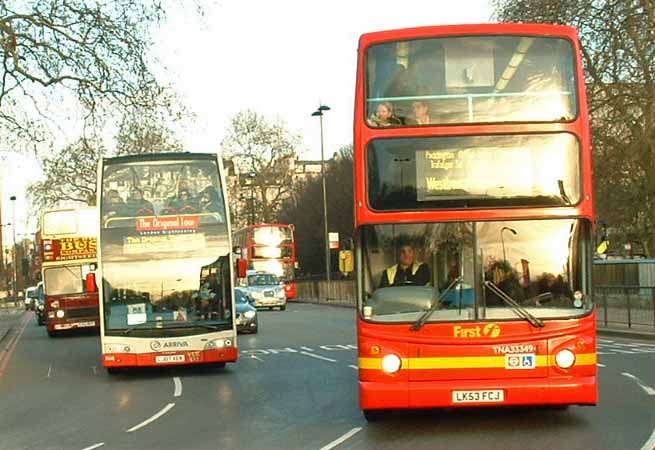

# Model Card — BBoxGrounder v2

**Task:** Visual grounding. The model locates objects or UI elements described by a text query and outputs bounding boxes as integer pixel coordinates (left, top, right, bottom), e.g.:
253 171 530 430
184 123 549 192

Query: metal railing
594 285 655 330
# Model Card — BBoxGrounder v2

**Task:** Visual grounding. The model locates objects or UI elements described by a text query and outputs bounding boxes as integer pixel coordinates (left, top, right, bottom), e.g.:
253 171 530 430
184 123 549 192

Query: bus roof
102 152 218 164
359 23 580 48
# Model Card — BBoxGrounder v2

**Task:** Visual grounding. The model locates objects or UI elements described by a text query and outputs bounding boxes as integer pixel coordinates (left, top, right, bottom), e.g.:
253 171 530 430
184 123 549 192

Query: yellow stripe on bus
358 353 597 370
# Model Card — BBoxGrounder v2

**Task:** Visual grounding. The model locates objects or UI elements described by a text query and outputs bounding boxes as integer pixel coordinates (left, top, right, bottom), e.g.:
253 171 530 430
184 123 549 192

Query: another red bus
233 223 297 299
354 24 596 419
40 207 100 337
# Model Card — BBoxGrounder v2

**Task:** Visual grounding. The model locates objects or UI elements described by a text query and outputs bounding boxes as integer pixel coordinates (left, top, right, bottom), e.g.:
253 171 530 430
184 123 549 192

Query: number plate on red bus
155 354 185 364
452 390 504 403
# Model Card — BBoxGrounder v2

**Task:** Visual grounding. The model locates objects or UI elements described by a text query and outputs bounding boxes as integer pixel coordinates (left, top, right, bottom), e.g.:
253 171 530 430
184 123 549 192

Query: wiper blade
484 281 545 328
411 277 461 331
123 320 221 335
557 179 571 205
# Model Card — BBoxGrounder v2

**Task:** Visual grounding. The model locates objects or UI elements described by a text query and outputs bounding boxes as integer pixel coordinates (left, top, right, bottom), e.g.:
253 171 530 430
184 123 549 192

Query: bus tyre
211 362 226 369
363 410 386 422
280 305 286 311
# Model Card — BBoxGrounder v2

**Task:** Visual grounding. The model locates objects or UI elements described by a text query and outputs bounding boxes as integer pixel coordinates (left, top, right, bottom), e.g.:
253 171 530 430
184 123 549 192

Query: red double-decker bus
40 207 99 337
233 223 297 299
354 24 596 419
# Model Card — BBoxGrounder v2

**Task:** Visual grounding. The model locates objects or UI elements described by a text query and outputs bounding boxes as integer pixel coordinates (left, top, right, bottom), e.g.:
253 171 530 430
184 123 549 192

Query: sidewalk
0 307 26 343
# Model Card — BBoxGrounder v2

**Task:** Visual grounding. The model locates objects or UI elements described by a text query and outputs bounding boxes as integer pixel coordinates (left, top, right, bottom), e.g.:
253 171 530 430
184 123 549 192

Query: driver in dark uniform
379 240 430 288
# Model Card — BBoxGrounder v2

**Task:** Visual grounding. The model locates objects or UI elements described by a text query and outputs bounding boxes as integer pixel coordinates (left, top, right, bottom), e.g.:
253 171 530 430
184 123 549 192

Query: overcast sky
1 0 493 242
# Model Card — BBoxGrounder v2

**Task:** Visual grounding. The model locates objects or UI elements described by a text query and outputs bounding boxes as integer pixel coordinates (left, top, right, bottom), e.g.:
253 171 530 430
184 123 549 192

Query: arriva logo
453 323 501 338
150 340 189 351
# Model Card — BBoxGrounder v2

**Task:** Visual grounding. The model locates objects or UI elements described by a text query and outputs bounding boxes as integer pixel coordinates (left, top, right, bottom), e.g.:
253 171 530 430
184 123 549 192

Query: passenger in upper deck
198 186 225 220
126 188 154 216
103 189 128 220
367 102 402 127
409 101 431 125
379 239 430 288
166 187 198 212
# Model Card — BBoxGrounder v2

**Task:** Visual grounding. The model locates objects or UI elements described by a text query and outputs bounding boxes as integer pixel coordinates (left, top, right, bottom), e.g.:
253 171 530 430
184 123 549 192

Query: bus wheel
280 305 286 311
211 362 226 369
363 410 386 422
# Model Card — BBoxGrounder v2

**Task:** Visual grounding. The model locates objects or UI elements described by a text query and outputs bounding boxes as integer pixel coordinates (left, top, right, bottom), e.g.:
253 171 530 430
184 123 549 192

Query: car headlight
55 310 65 318
250 291 262 299
381 354 402 374
204 338 233 350
555 349 576 369
244 311 256 319
38 304 44 311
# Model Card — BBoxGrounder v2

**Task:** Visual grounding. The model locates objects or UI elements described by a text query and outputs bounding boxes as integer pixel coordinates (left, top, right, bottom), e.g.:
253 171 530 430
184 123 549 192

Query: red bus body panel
45 292 100 332
102 347 239 368
354 24 596 411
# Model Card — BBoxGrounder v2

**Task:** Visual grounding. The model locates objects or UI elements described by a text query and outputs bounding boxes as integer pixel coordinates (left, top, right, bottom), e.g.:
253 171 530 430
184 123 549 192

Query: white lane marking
300 351 336 363
126 403 176 433
317 427 363 450
250 355 263 362
173 377 182 397
91 366 97 375
348 365 358 370
639 425 655 450
597 363 606 367
47 364 52 378
79 443 105 450
301 346 315 352
621 372 655 396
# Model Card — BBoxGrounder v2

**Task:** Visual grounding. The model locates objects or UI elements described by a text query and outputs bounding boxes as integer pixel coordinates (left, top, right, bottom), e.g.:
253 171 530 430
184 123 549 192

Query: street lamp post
500 226 517 263
247 171 257 225
312 105 331 282
9 196 17 300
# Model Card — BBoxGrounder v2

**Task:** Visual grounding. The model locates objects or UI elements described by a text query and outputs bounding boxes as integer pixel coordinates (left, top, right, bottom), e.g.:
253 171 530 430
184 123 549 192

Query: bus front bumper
359 376 597 410
102 347 239 368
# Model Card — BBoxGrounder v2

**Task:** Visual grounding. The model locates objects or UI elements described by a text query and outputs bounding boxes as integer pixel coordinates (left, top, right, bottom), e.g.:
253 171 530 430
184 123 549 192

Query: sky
1 0 494 243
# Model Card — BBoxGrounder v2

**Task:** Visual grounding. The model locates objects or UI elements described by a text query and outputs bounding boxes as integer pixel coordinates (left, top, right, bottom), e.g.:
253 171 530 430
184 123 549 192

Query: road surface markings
126 403 176 433
621 372 655 396
79 443 105 450
317 427 362 450
301 346 315 352
597 363 606 367
300 351 337 363
0 312 32 378
91 366 97 375
173 377 182 397
639 424 655 450
47 364 52 378
348 365 358 370
249 354 263 362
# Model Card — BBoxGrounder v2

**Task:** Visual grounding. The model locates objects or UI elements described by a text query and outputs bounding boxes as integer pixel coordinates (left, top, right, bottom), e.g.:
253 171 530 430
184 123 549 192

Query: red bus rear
354 23 596 419
233 223 297 299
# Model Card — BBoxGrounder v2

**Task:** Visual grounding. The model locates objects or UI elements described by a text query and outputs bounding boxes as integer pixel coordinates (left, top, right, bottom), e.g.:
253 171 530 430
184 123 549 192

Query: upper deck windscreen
365 36 577 126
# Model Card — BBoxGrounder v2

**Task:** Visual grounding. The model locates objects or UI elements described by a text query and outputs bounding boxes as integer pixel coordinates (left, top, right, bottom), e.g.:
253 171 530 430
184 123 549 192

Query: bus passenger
103 189 128 219
379 240 430 288
411 101 431 125
368 101 402 127
126 188 154 216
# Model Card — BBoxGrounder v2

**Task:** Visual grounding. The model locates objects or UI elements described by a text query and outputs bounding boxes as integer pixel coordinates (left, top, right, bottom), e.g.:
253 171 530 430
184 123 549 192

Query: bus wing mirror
85 272 98 293
237 259 248 278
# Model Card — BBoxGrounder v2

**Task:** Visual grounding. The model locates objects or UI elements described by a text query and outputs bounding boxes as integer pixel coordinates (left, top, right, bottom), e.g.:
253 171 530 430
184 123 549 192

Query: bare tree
493 0 655 253
28 113 182 209
0 0 172 147
222 110 301 225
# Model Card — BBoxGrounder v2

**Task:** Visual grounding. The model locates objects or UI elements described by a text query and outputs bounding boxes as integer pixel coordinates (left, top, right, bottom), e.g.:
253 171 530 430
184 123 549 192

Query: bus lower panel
47 318 99 332
102 347 239 368
360 376 597 410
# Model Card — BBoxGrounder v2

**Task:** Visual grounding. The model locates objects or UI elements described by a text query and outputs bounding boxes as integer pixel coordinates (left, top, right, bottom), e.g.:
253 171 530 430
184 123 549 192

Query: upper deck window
365 36 578 126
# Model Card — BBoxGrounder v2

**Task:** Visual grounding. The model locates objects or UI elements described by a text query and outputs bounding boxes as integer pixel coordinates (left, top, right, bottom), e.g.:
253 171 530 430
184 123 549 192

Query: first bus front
97 153 239 372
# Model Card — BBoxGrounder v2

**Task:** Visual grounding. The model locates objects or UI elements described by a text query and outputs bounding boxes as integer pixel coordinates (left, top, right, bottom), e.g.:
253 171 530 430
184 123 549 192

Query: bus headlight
555 349 576 369
104 344 131 353
204 339 233 350
244 311 256 319
381 354 402 374
55 310 65 318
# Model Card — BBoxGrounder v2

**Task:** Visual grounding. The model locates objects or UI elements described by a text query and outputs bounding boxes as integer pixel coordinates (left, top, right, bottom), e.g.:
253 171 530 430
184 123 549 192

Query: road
1 303 655 450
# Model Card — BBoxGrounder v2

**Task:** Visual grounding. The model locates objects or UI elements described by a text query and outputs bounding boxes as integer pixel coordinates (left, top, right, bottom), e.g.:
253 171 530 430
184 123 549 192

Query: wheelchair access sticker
505 353 536 370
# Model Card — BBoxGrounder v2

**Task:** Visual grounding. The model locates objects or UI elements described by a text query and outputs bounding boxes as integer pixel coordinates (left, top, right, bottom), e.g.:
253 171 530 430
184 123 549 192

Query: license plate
155 355 185 364
452 390 504 403
264 291 274 297
75 321 96 328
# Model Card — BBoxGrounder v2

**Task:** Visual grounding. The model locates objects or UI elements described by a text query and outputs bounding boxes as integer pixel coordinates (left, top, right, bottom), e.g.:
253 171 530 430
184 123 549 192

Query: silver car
245 272 287 311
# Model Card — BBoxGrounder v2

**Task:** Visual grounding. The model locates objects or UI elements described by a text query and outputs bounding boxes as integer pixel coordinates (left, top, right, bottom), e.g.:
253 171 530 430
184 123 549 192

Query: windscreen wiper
124 321 222 335
411 277 461 332
484 281 545 328
557 179 571 205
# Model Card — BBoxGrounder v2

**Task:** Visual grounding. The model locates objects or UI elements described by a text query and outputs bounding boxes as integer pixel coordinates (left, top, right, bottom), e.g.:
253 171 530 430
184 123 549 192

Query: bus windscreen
366 36 577 126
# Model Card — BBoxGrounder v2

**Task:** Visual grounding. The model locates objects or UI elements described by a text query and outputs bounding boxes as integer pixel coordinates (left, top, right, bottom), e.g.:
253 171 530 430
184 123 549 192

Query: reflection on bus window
361 219 591 323
366 36 577 126
101 159 226 227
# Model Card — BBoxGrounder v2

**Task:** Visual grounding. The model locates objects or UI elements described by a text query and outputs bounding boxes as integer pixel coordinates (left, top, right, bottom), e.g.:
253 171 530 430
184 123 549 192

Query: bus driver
379 239 430 288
